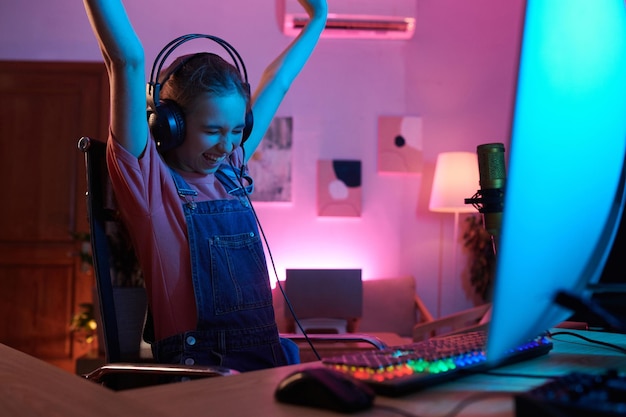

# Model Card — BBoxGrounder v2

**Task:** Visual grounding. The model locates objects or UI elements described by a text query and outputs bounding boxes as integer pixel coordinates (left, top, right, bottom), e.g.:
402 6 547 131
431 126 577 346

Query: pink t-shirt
106 136 244 341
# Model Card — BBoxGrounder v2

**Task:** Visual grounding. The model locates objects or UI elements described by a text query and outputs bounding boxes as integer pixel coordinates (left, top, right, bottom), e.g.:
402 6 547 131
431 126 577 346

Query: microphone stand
465 189 503 256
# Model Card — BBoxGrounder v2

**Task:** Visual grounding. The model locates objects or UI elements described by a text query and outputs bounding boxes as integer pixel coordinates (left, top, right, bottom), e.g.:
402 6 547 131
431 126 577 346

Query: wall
0 0 525 318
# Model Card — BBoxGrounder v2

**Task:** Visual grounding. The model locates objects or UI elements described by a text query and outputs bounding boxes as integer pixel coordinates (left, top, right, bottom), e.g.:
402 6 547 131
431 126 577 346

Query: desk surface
2 330 625 417
120 329 626 417
0 343 165 417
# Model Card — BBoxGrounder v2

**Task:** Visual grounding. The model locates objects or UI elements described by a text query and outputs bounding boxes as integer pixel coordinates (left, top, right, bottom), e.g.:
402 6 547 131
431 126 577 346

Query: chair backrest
78 136 148 363
359 276 422 338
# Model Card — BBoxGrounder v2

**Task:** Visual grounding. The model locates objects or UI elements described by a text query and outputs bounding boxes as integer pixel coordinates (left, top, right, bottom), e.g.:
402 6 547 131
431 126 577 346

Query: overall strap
170 169 198 210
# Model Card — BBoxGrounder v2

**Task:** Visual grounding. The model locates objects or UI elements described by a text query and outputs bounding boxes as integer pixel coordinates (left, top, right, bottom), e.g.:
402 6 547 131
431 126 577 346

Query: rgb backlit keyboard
322 331 553 396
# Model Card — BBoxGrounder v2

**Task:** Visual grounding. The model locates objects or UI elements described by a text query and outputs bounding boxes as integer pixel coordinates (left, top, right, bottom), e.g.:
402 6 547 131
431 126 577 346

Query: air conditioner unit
277 0 416 40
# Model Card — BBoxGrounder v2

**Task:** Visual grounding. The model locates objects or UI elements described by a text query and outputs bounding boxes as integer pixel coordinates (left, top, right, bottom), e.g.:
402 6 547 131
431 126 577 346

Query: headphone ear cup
242 108 254 143
148 99 186 152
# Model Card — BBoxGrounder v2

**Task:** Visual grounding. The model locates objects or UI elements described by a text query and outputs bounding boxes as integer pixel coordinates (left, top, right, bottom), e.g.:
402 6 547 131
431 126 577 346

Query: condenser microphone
465 143 506 252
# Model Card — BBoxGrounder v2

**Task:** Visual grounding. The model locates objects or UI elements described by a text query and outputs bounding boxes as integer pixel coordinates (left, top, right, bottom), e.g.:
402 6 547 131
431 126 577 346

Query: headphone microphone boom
465 143 506 253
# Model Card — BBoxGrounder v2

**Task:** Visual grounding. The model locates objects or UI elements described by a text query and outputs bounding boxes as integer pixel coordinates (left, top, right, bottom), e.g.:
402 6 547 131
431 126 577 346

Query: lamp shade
429 152 479 213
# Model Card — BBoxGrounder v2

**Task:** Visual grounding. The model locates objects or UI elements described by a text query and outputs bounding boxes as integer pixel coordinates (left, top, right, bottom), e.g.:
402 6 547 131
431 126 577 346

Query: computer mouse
274 366 375 413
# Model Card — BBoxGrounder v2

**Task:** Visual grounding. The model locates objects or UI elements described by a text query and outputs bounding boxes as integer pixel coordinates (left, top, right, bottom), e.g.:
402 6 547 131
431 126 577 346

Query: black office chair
78 136 240 390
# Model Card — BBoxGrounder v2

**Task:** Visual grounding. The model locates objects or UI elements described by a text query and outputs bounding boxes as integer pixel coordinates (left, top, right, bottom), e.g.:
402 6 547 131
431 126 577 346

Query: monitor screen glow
486 0 626 364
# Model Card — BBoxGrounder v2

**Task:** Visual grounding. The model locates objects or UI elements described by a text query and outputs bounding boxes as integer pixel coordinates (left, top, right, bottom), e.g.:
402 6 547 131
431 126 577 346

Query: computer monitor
486 1 626 364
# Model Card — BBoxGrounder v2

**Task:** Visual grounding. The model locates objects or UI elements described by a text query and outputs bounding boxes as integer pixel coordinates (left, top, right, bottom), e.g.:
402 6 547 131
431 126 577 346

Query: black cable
482 330 626 379
373 404 425 417
373 391 526 417
437 391 517 417
229 158 322 361
483 370 558 379
548 330 626 355
380 393 523 417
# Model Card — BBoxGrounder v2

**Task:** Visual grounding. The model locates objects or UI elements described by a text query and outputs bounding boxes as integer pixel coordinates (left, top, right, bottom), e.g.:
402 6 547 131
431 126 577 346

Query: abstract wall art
317 159 362 217
377 115 423 174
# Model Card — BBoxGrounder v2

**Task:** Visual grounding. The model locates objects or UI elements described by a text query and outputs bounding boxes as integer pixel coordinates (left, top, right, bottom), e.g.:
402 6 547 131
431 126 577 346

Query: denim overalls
151 163 289 372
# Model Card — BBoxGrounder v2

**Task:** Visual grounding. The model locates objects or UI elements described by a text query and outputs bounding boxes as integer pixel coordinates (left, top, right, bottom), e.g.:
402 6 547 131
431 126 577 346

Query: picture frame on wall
248 117 293 202
377 115 423 174
317 159 362 217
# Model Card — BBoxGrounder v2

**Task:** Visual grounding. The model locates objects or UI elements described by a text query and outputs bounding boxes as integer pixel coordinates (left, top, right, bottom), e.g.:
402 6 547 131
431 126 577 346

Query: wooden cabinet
0 61 109 370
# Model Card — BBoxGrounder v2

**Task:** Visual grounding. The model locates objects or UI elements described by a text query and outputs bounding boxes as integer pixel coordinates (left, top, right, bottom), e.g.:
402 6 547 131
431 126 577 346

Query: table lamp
429 151 480 317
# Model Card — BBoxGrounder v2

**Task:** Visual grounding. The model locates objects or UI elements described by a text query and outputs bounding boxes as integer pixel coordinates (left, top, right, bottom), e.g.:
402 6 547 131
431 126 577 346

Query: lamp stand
438 211 461 319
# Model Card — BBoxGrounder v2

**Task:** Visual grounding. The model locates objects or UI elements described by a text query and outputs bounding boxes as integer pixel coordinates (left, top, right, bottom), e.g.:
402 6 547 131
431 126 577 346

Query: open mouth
203 152 225 164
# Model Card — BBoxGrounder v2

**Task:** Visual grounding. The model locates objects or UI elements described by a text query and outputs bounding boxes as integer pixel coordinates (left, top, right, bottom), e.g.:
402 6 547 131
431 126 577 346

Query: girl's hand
298 0 328 19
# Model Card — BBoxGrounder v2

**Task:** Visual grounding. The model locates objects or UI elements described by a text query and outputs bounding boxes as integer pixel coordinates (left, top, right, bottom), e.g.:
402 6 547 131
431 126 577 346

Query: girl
82 0 328 371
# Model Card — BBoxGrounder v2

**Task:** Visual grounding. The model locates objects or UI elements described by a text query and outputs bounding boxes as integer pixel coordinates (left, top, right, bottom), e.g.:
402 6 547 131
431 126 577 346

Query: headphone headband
148 33 249 104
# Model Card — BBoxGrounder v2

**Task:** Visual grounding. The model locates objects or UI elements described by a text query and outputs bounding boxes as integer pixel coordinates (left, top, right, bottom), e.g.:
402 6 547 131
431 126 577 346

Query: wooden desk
120 329 626 417
3 331 624 416
0 343 164 417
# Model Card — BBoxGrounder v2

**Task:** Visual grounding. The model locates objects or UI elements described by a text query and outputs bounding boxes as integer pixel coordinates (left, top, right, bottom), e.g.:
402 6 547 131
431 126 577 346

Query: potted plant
70 232 99 350
462 214 496 304
69 302 98 346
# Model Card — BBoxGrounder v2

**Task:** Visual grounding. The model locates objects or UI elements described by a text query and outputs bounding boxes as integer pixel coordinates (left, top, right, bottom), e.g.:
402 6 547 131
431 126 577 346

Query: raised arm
243 0 328 160
83 0 148 158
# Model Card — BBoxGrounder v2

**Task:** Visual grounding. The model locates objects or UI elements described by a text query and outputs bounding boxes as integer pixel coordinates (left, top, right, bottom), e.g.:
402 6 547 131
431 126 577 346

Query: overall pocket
208 231 272 315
